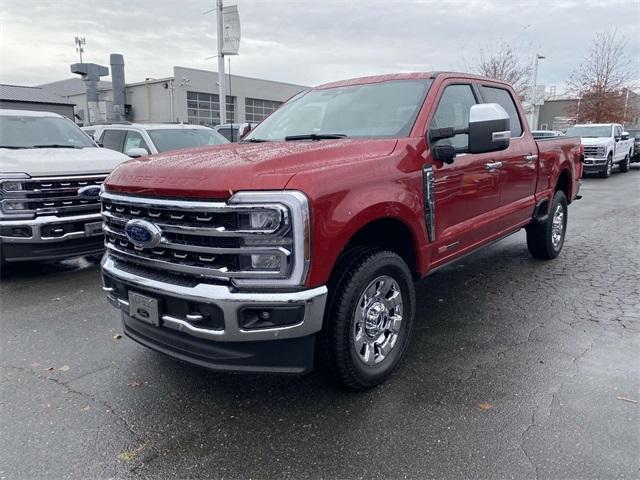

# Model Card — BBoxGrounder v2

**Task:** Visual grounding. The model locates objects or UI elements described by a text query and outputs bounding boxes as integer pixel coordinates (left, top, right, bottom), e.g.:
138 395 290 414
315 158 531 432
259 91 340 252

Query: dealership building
40 65 308 126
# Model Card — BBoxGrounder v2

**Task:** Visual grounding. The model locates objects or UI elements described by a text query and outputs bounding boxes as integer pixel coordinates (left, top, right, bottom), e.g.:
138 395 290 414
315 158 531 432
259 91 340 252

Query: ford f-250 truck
0 109 129 267
100 72 582 389
566 123 634 177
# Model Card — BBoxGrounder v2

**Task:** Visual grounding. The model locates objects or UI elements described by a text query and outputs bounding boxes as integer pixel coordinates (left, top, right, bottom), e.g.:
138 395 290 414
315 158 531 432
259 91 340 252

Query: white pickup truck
566 123 635 178
0 109 129 267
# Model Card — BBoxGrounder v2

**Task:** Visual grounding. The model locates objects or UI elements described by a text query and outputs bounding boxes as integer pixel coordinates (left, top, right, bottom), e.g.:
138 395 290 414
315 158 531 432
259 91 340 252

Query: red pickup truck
101 72 582 389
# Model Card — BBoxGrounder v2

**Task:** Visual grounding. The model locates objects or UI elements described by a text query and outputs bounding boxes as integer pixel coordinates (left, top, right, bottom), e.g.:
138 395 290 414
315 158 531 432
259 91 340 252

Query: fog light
239 306 305 330
0 226 32 237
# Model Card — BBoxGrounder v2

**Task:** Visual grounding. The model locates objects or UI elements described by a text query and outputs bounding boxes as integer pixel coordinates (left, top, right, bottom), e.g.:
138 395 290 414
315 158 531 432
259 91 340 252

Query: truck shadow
118 231 569 472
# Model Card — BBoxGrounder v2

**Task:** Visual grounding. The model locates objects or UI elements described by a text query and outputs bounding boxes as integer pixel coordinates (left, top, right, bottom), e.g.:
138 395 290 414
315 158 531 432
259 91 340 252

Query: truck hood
580 138 611 146
0 147 130 177
105 139 397 199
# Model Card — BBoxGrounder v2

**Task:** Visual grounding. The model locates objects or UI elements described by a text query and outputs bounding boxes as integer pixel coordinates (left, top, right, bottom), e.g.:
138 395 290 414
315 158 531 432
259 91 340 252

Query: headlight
597 146 606 156
229 191 311 287
2 200 28 211
2 181 24 192
0 174 34 218
237 209 283 232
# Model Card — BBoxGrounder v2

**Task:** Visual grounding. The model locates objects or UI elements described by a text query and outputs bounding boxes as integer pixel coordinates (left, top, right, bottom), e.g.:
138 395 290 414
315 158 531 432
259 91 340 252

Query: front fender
305 183 428 287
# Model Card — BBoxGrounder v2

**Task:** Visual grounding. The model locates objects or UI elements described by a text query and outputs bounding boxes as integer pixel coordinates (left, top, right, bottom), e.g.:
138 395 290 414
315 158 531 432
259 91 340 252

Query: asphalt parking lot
1 167 638 480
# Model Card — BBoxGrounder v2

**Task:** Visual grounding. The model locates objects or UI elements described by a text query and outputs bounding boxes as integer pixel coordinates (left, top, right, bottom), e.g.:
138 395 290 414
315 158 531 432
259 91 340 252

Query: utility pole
216 0 227 125
529 53 545 129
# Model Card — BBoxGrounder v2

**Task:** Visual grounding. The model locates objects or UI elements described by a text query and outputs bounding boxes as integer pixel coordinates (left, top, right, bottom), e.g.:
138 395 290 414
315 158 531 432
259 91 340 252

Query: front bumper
101 256 328 373
0 212 104 262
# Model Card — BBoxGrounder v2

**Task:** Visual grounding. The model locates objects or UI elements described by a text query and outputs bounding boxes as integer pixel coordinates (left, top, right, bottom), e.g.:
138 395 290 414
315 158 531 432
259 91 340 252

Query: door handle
485 161 503 171
525 154 538 163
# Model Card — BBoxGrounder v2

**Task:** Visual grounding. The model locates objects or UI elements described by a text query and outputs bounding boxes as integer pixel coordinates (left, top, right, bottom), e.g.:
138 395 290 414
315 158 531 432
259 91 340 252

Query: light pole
216 0 227 125
529 53 545 129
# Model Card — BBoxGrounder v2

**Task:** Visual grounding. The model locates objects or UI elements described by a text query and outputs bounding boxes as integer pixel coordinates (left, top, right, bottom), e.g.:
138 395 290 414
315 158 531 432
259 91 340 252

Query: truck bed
535 136 583 202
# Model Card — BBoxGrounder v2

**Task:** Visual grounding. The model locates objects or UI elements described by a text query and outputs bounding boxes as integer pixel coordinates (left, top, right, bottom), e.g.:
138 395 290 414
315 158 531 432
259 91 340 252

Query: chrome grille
583 145 603 158
1 175 106 217
101 192 293 281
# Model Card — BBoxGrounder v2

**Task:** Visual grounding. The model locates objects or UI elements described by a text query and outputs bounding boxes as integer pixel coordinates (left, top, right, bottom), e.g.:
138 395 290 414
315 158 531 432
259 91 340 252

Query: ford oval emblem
124 219 162 248
78 185 102 199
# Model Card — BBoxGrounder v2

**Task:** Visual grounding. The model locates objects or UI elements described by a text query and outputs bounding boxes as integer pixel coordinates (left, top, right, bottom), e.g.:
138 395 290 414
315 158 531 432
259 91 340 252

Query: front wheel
322 248 415 390
619 153 630 173
600 154 613 178
526 190 568 260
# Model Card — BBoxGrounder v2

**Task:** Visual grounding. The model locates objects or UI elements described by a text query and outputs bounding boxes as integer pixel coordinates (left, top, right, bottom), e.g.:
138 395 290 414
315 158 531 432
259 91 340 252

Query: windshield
244 79 432 141
566 125 612 138
0 115 95 149
147 128 229 153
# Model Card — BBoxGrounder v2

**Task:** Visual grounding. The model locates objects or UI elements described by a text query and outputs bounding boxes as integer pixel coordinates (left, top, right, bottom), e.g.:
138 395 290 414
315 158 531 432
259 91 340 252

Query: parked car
84 123 228 157
566 123 634 177
212 123 253 142
0 109 129 267
532 130 562 139
625 128 639 163
100 72 582 389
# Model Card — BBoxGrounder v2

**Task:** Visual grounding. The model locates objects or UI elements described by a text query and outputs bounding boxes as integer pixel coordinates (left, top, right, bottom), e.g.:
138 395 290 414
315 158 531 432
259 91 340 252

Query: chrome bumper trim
101 255 328 342
0 212 102 243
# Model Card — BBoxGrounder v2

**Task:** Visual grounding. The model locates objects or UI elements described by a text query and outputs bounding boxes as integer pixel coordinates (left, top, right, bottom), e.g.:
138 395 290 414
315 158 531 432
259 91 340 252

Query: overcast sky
1 0 638 93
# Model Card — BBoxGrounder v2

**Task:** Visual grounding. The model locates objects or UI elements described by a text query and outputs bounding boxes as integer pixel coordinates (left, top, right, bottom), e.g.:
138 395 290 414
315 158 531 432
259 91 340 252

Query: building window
245 98 283 123
186 91 235 126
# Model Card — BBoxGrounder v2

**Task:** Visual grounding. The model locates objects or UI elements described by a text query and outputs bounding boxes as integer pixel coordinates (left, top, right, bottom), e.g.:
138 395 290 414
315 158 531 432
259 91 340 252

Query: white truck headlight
2 181 24 192
2 200 28 211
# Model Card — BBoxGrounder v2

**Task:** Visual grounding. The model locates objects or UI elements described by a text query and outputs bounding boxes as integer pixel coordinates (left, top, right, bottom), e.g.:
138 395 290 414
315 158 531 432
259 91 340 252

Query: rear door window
100 129 126 152
480 86 523 137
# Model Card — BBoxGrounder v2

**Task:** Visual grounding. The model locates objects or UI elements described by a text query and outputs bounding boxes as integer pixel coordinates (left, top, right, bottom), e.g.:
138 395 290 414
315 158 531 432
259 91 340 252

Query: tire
619 152 630 173
321 248 415 390
599 154 613 178
526 190 568 260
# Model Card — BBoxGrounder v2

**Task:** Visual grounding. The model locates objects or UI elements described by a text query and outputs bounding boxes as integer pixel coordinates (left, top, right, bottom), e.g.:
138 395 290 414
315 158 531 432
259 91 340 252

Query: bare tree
466 40 532 99
567 31 636 124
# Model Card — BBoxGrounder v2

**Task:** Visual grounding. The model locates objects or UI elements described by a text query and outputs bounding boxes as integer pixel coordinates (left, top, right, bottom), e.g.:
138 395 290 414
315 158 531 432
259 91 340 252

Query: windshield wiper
0 145 29 149
31 144 82 149
284 133 348 141
242 138 269 143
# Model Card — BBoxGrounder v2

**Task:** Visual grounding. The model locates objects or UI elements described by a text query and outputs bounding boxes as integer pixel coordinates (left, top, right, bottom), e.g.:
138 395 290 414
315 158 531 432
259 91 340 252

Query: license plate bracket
128 291 160 326
84 221 103 237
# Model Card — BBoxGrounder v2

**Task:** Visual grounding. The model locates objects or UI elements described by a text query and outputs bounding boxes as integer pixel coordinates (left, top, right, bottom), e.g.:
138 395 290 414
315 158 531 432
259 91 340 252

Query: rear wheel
526 190 568 260
600 154 613 178
619 152 630 173
322 248 415 390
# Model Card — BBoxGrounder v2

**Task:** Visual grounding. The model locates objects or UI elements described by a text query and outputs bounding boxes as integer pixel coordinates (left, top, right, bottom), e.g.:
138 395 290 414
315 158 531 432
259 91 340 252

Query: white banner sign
222 5 241 55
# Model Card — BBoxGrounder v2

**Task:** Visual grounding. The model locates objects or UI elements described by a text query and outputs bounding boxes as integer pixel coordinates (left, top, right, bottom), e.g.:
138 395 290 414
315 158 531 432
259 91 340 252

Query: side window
100 129 126 152
430 84 477 149
217 128 233 141
124 130 150 153
615 125 622 137
481 86 523 137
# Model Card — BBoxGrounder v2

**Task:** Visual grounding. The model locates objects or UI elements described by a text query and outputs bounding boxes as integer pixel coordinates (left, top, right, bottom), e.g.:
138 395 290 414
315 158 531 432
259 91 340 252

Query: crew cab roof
0 108 63 118
315 71 512 90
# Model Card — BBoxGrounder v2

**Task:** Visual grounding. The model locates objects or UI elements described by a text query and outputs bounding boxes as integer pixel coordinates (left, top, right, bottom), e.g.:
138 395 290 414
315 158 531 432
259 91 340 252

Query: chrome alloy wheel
352 275 403 366
607 157 613 176
551 204 565 249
